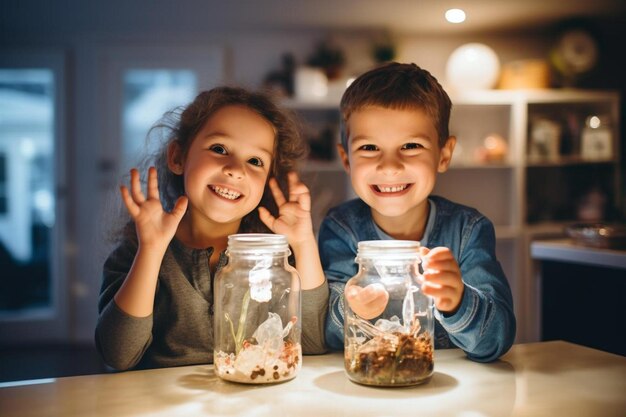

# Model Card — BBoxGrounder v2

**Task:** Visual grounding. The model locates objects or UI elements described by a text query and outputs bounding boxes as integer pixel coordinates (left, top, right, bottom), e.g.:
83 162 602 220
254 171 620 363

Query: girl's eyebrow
201 132 274 159
201 131 229 140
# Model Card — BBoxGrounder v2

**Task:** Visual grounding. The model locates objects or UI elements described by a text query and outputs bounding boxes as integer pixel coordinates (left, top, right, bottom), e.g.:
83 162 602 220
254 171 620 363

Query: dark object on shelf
308 127 336 161
565 223 626 249
262 53 295 97
307 40 345 80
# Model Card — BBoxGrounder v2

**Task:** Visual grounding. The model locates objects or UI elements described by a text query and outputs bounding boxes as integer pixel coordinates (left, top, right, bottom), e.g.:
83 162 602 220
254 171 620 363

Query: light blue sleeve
317 216 359 351
436 217 516 362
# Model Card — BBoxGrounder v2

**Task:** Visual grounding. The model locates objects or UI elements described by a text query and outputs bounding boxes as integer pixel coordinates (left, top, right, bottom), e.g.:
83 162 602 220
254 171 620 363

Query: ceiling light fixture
445 8 466 24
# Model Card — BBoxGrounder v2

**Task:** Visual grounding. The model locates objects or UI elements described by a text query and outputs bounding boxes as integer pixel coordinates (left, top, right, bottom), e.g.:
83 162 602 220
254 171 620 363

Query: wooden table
1 341 624 416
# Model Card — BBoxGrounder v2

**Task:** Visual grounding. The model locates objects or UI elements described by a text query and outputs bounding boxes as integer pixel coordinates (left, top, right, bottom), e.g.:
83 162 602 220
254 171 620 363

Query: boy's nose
377 155 403 175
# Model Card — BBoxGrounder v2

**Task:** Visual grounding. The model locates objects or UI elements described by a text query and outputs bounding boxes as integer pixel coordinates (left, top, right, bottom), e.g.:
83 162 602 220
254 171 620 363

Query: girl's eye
247 157 264 167
402 142 424 150
209 144 227 154
358 144 378 151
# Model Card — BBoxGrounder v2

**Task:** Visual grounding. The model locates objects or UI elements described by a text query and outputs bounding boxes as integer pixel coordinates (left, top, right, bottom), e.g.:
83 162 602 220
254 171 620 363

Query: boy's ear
437 136 456 173
167 141 184 175
337 144 350 174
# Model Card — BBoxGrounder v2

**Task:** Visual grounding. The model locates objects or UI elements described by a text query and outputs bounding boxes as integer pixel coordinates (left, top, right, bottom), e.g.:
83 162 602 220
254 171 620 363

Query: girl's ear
337 144 350 174
167 141 184 175
438 136 456 173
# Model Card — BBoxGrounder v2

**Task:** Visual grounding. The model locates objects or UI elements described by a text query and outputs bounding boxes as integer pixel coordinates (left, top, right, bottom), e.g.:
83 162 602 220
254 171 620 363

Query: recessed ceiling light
445 8 466 24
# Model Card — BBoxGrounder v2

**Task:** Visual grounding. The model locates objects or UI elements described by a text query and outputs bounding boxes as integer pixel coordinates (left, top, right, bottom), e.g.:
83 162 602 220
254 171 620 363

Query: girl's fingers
120 186 140 218
295 188 311 212
258 206 276 230
268 178 287 207
147 167 160 200
287 172 302 201
129 169 146 203
170 196 188 220
287 172 312 210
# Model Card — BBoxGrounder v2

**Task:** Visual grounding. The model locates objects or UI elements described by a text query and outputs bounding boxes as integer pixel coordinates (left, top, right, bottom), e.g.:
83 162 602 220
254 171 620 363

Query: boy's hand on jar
259 172 315 247
419 246 464 314
345 283 389 320
120 167 188 250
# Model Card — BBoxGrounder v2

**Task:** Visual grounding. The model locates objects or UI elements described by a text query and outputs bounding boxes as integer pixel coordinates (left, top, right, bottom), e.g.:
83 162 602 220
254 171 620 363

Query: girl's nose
223 160 244 179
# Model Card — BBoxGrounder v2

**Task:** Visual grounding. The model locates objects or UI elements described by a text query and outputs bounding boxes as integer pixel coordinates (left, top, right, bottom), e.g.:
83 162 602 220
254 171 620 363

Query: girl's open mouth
209 185 242 201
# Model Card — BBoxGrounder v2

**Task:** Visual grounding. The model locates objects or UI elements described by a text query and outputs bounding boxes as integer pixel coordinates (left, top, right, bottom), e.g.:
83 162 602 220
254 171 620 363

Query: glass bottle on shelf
213 234 301 384
344 240 434 387
581 114 613 160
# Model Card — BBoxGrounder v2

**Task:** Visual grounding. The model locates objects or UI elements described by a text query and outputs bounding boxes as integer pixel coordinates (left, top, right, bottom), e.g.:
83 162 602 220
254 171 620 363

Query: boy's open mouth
209 185 242 201
371 184 412 195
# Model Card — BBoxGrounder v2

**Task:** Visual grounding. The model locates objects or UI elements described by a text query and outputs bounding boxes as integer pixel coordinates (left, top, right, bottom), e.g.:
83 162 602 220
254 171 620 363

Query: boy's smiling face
339 105 455 229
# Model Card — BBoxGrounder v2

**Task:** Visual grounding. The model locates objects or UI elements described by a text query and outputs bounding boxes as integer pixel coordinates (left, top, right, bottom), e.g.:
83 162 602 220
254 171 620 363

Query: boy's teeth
378 184 408 193
210 185 241 200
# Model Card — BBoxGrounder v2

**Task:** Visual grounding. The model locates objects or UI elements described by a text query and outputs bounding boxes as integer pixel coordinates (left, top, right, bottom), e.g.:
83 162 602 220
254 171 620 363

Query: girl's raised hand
120 167 188 250
258 171 315 247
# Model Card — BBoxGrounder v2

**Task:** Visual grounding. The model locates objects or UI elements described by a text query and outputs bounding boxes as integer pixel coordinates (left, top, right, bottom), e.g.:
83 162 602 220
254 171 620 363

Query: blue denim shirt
318 195 516 363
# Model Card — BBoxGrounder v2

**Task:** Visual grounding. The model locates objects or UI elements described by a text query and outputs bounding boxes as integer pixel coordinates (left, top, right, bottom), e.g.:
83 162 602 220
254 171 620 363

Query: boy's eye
209 144 227 155
358 144 378 151
401 142 424 150
247 157 264 167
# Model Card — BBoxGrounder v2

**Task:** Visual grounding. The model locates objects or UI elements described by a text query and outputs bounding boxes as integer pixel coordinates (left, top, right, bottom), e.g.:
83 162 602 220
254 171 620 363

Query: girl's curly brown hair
115 86 307 242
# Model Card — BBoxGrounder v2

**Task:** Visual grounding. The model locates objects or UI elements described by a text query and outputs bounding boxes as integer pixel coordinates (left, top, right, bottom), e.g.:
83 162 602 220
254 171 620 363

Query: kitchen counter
531 238 626 355
1 341 624 417
530 238 626 269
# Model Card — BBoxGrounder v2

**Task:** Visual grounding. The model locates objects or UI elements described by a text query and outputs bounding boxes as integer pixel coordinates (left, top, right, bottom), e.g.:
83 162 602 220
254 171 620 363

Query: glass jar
213 234 301 384
344 240 434 387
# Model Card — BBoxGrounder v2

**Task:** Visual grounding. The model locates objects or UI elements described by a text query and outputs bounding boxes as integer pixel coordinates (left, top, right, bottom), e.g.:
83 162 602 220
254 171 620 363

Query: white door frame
0 49 69 345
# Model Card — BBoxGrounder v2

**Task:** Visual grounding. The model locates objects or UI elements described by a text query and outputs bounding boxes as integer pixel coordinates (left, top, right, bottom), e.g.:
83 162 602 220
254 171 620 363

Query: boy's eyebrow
351 133 435 144
350 135 373 144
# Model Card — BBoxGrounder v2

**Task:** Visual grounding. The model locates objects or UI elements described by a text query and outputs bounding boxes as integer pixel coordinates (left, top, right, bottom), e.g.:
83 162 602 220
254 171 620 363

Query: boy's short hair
340 62 452 150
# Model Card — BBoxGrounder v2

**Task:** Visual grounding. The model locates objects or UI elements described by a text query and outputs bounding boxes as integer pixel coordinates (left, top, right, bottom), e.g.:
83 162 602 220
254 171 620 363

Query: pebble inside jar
213 234 301 384
344 240 434 387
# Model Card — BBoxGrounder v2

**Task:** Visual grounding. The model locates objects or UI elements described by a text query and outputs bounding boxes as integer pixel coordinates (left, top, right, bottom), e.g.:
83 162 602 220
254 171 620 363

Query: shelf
451 89 619 105
283 89 619 109
525 156 617 167
449 162 514 170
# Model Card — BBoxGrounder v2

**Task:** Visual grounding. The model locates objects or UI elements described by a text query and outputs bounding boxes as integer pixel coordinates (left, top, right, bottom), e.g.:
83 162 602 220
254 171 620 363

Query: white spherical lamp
446 43 501 92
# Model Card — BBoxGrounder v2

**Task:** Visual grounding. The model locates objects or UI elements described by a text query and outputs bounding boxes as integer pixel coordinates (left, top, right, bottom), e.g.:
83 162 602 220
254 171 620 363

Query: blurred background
1 0 625 380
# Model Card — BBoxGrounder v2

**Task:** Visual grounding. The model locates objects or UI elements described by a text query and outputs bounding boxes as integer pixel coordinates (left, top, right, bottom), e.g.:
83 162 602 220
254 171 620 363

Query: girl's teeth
211 185 241 200
378 185 407 193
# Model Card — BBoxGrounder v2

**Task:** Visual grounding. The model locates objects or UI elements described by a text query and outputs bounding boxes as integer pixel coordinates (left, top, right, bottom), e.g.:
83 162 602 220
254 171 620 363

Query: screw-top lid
356 240 420 261
226 233 290 255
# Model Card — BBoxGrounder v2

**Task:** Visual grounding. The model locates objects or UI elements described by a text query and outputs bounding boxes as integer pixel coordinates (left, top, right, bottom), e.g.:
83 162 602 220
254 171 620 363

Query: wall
1 3 624 344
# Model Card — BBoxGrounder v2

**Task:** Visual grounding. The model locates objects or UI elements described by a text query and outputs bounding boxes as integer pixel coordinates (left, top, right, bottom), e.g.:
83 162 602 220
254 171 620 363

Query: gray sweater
96 236 328 371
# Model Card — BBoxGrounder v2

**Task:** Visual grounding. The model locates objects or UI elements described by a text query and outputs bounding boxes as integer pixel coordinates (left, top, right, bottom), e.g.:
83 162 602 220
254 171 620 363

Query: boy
319 62 516 362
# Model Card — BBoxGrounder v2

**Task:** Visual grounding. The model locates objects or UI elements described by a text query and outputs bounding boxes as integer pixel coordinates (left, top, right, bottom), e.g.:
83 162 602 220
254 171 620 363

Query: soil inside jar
346 331 433 386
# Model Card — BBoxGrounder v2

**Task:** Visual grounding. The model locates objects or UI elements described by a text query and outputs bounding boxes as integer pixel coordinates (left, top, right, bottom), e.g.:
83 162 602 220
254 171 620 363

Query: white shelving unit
284 89 621 343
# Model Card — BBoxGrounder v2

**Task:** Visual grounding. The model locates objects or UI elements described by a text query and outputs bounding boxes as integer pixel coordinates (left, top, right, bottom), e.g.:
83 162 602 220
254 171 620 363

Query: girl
96 87 328 371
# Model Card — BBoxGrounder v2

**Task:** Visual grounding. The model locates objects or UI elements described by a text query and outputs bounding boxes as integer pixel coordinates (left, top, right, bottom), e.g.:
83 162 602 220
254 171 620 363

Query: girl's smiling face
169 105 275 228
339 105 455 228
